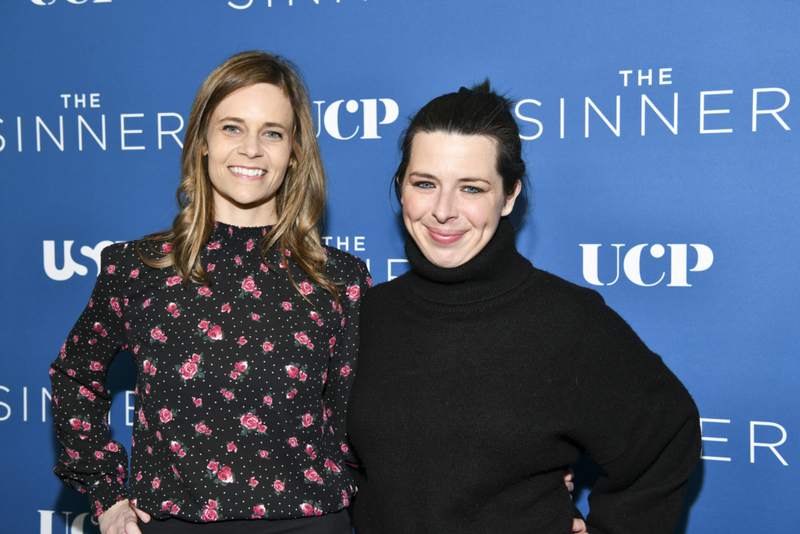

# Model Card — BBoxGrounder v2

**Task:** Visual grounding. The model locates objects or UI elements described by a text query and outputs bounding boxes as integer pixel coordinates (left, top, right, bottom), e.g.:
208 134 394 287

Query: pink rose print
240 413 259 430
300 503 314 516
217 466 234 484
367 276 373 287
305 444 315 456
249 477 258 487
253 504 265 517
193 397 203 407
304 469 320 483
198 320 210 332
294 332 309 345
298 371 307 382
180 361 198 380
260 263 269 273
167 302 178 313
259 450 269 458
201 508 218 522
170 441 181 452
282 302 292 311
207 241 221 250
227 441 238 452
207 263 216 272
301 413 314 428
94 451 104 459
161 243 172 253
234 256 243 265
221 302 231 313
230 371 240 380
166 276 182 287
235 361 248 373
89 361 102 371
220 389 235 401
105 442 119 453
78 386 96 401
159 408 173 423
142 298 151 309
340 365 351 377
251 313 260 321
130 269 139 278
195 423 209 435
263 395 273 406
207 325 223 341
152 477 160 489
288 437 298 448
207 461 219 474
161 501 173 512
346 284 360 301
69 418 82 431
246 238 255 252
261 341 274 352
274 479 285 492
107 265 115 274
285 365 299 379
237 337 247 346
197 286 213 297
150 327 167 343
286 388 297 399
171 505 180 515
300 281 313 295
241 276 256 292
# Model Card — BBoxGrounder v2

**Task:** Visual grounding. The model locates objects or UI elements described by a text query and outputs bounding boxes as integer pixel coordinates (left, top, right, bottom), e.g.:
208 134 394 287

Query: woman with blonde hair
50 51 369 534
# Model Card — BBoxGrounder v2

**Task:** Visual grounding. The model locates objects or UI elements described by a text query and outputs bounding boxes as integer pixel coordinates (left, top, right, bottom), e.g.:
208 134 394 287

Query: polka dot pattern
50 222 371 522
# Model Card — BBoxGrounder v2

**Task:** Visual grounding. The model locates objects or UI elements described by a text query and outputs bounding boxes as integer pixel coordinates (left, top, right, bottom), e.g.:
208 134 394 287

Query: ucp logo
580 243 714 287
44 240 116 281
32 0 111 5
314 99 399 140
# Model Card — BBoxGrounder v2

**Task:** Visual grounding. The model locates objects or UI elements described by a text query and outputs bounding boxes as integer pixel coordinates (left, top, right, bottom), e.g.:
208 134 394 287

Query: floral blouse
50 222 370 522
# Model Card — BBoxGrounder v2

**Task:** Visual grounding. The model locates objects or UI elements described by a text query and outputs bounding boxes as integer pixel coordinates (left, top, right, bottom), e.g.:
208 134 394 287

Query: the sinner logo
32 0 111 5
229 0 367 9
580 243 714 287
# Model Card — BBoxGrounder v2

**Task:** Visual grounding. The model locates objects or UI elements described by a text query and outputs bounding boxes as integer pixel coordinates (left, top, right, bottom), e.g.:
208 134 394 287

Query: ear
396 175 404 205
500 180 522 217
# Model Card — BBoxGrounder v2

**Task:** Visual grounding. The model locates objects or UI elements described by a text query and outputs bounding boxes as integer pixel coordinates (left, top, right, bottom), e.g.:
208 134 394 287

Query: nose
431 191 458 223
240 132 263 158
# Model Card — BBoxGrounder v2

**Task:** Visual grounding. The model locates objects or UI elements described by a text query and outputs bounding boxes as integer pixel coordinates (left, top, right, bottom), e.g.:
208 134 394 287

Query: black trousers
138 510 351 534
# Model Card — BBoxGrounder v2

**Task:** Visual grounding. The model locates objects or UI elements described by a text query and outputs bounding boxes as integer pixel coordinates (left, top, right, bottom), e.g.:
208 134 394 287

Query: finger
572 518 587 533
124 515 143 534
134 507 151 523
564 471 574 483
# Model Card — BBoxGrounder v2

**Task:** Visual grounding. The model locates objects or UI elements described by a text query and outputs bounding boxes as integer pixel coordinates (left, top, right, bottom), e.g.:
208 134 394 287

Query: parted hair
138 50 337 301
394 79 527 201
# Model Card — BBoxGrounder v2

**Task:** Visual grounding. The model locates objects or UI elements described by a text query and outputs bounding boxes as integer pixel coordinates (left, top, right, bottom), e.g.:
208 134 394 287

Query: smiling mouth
229 166 266 177
427 228 466 245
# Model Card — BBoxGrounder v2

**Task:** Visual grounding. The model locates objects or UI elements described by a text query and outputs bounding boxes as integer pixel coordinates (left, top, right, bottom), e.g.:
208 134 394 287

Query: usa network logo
32 0 111 4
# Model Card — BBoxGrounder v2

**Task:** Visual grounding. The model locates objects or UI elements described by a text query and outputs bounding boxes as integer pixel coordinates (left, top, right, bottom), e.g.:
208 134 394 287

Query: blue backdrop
1 1 797 532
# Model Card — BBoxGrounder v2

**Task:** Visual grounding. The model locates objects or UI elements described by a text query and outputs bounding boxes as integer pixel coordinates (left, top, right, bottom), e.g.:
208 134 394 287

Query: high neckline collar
211 221 274 242
404 218 533 306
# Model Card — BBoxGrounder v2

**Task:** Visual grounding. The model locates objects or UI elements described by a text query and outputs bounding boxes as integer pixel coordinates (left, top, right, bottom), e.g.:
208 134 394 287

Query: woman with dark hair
50 51 369 534
347 82 701 533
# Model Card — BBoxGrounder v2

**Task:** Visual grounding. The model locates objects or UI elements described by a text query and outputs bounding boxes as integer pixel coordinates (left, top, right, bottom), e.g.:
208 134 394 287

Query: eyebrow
217 117 289 130
408 171 491 185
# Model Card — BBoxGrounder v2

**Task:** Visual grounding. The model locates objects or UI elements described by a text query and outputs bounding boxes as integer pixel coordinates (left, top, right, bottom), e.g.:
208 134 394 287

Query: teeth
230 166 266 177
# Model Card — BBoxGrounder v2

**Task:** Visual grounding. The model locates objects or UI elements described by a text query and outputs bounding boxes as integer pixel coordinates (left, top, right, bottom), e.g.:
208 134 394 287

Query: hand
98 499 151 534
563 468 575 496
572 518 588 533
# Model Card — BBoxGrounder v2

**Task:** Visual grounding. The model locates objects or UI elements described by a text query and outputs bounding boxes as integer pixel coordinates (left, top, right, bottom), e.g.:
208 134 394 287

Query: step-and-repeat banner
1 1 797 532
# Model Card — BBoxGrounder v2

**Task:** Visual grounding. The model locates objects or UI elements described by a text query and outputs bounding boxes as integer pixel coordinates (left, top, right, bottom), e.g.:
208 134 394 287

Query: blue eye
222 125 241 133
265 131 283 140
463 186 483 194
414 181 434 189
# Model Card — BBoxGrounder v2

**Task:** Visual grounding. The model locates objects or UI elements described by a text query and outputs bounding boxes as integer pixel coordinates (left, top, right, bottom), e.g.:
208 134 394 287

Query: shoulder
323 246 371 285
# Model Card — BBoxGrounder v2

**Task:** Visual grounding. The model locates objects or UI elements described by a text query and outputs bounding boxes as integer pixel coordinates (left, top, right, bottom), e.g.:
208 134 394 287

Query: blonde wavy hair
138 50 337 301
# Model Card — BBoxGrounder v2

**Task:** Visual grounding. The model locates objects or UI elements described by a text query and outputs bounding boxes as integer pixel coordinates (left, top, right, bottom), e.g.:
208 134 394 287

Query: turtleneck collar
404 218 534 306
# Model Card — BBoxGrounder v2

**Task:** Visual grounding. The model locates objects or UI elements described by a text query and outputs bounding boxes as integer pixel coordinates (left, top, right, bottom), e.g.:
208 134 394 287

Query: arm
322 256 371 475
50 244 132 520
584 368 700 534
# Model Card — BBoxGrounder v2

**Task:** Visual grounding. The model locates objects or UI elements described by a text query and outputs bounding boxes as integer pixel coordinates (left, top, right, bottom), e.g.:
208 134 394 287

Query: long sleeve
570 295 702 534
322 254 370 478
50 244 131 518
584 368 700 534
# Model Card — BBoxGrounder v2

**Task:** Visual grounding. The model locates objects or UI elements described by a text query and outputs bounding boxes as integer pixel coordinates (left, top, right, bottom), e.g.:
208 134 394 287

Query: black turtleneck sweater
347 219 700 534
